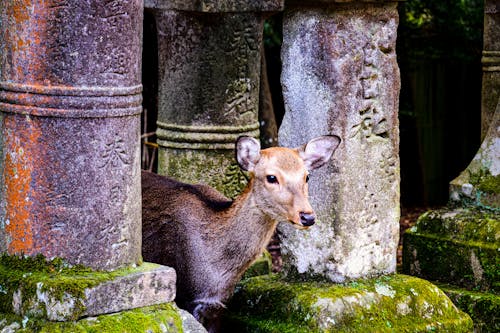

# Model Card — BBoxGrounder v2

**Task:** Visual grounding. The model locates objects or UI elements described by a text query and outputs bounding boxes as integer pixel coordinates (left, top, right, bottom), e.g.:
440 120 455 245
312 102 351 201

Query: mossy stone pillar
145 0 283 198
278 0 401 282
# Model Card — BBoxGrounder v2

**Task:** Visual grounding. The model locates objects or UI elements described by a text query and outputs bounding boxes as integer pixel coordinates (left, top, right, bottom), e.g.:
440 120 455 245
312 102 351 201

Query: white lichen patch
374 283 396 298
35 282 78 321
469 250 484 283
396 296 412 316
312 292 380 330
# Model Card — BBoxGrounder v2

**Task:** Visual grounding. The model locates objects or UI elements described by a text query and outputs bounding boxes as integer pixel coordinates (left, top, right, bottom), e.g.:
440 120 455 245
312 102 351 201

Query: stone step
402 207 499 292
223 274 473 332
438 283 500 332
0 303 206 332
0 256 176 321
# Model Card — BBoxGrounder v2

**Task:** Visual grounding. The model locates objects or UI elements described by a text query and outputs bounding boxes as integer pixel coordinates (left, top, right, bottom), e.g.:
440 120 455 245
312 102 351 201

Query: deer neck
213 181 278 270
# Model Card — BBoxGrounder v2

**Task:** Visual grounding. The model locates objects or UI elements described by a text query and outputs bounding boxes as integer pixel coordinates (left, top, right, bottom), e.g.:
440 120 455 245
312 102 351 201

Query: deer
141 135 341 332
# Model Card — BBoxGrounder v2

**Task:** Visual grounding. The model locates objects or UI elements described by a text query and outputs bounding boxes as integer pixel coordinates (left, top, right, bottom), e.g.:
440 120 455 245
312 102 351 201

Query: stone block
0 303 206 333
439 283 500 333
403 208 500 292
223 274 473 332
0 256 176 321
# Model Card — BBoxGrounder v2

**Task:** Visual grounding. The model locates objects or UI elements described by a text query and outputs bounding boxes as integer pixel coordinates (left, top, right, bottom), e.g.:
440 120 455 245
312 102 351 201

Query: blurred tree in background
397 0 484 206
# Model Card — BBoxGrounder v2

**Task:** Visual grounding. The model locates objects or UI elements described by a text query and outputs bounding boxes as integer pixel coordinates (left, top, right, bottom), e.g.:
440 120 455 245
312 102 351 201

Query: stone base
223 274 473 332
0 256 176 321
403 207 499 292
0 303 206 332
439 283 500 332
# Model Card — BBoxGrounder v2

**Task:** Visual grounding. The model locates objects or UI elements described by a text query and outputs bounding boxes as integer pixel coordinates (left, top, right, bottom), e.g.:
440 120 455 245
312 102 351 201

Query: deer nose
299 212 315 227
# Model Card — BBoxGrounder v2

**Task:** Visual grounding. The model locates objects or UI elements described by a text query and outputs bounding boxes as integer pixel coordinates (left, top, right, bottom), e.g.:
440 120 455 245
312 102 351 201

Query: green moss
477 173 500 194
0 303 184 333
159 148 248 199
403 208 499 292
0 254 165 320
224 274 473 332
243 251 272 279
438 284 500 332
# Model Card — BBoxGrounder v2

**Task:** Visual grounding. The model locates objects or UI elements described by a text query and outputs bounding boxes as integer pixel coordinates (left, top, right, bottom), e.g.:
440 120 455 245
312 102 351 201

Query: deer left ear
298 135 341 171
236 136 261 172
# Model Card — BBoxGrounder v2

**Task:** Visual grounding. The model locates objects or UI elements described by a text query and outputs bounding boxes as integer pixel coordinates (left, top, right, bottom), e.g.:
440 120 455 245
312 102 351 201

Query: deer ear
298 135 341 171
236 136 261 171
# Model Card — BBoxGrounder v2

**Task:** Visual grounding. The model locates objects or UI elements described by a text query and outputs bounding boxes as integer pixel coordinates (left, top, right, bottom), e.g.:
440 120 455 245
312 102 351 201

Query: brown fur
141 136 340 332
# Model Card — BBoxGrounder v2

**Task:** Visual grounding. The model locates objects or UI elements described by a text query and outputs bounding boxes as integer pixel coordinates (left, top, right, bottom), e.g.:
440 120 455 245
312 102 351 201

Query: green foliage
398 0 484 62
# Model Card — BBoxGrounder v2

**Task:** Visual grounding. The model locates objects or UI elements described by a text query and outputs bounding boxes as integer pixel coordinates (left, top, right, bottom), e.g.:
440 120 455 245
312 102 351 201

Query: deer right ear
236 136 261 172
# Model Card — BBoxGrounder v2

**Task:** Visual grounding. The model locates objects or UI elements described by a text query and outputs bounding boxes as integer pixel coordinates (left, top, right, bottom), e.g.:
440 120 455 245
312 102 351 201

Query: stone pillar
481 1 500 139
0 0 143 271
278 0 401 282
145 0 283 198
450 0 500 208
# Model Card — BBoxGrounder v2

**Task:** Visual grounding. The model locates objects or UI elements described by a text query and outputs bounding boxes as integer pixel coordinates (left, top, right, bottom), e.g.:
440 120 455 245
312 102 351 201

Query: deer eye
266 175 279 184
306 175 310 183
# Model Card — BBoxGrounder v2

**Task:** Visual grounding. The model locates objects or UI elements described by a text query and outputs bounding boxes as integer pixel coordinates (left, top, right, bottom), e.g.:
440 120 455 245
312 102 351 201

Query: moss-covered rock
0 254 176 321
223 274 473 332
402 208 499 292
438 283 500 332
0 303 204 332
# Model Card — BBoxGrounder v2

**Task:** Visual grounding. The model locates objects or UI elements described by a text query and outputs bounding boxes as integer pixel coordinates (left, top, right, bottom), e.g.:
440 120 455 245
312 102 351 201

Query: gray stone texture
481 1 500 138
12 264 176 321
148 5 278 196
145 0 283 12
278 1 400 282
0 0 144 270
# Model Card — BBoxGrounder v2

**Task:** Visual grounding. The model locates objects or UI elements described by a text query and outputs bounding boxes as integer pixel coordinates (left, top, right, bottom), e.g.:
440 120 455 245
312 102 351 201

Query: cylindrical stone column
278 0 401 282
0 0 143 271
145 0 283 198
481 1 500 139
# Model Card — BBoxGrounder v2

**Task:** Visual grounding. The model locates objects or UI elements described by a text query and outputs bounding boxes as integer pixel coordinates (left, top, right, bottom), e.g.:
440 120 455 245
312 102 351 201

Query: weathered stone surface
403 208 500 293
145 0 283 12
0 303 206 333
440 283 500 333
450 99 499 208
481 1 500 137
83 264 176 318
278 2 400 282
0 0 143 270
224 274 473 332
0 259 176 321
151 8 265 196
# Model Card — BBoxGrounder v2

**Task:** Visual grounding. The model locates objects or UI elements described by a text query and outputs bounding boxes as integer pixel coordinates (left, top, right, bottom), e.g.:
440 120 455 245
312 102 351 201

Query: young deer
142 135 340 332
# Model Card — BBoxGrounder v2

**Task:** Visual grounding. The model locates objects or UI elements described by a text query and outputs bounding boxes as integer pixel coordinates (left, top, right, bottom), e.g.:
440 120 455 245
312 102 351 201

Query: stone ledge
439 283 500 333
0 258 176 321
144 0 284 12
0 303 206 333
402 207 499 292
223 274 473 332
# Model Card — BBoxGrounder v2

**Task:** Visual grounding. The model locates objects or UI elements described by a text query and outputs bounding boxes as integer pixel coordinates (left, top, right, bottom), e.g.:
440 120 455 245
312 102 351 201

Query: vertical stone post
144 0 283 198
450 0 500 208
481 0 500 139
0 0 143 271
279 0 401 281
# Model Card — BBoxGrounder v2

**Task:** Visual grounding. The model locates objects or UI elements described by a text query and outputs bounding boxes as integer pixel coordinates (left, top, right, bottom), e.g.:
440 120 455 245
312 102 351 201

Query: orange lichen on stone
3 116 40 253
